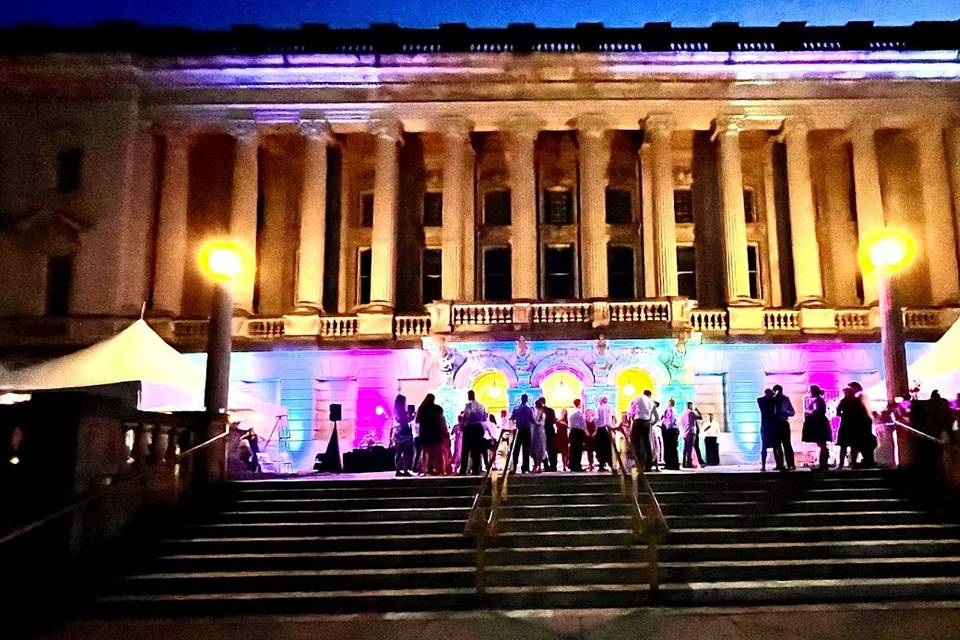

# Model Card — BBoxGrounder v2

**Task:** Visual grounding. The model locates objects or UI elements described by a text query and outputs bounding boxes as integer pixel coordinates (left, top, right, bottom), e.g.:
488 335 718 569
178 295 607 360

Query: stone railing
609 300 672 323
532 302 591 324
394 314 431 338
247 317 285 338
170 319 208 339
451 303 514 327
763 309 801 332
835 309 872 332
903 308 942 330
318 315 358 337
689 309 728 333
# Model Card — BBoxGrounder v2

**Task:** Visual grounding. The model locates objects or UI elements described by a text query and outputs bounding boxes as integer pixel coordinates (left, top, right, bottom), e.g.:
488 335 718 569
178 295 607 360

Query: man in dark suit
772 384 796 471
540 398 557 472
758 388 784 472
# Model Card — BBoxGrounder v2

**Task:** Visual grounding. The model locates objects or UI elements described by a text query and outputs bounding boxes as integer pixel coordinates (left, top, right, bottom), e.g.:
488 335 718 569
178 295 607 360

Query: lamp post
198 239 249 415
858 229 917 404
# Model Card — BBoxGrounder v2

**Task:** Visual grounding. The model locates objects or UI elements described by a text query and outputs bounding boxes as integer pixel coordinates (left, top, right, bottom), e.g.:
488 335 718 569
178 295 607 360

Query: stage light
198 239 252 283
858 228 916 277
623 383 636 397
374 405 385 416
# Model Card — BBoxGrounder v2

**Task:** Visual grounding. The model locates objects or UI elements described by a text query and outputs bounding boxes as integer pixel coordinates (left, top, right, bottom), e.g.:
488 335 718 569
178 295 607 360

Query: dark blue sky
1 0 957 29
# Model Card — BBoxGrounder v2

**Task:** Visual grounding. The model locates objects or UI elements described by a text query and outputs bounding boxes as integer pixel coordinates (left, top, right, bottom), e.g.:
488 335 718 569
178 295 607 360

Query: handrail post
647 535 660 597
476 514 487 599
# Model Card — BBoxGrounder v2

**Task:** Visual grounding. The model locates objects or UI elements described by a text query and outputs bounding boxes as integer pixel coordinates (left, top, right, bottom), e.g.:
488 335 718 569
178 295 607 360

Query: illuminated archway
472 370 510 417
541 370 584 413
616 368 657 416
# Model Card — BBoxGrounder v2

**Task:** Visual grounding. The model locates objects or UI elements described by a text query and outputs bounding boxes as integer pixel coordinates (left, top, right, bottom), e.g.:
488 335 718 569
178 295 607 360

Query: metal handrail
488 427 521 534
464 427 510 534
889 418 946 447
0 427 230 547
611 427 668 595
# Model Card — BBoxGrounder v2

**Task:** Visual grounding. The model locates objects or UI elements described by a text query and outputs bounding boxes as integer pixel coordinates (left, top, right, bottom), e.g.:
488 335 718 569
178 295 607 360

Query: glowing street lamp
198 239 251 415
858 229 917 404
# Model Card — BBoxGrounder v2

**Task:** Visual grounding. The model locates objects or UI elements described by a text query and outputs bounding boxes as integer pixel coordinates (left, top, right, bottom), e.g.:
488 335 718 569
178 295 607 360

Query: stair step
660 498 911 515
659 556 960 581
663 523 960 544
666 511 933 528
486 562 650 586
158 532 472 553
659 539 960 560
153 548 475 570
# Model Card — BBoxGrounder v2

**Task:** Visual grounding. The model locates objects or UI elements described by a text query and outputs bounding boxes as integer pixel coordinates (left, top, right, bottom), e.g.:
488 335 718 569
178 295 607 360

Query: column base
798 307 837 334
283 308 324 336
356 304 395 337
796 296 826 308
727 304 765 335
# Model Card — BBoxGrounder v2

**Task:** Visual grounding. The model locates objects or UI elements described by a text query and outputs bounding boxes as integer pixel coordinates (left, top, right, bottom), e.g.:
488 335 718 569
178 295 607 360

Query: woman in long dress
801 385 831 470
553 410 570 472
530 398 548 473
837 385 868 469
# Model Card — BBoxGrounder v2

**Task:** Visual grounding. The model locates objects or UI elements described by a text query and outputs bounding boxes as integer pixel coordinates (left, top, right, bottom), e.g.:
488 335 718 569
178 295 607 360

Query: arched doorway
616 368 657 416
541 370 584 413
472 370 509 417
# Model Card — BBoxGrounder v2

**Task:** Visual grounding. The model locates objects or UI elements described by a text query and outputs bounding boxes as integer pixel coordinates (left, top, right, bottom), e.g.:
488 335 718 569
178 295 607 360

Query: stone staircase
91 469 960 616
648 470 960 605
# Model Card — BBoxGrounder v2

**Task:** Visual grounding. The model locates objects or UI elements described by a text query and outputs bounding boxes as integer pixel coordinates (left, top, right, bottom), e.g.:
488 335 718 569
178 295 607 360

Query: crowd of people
388 389 721 476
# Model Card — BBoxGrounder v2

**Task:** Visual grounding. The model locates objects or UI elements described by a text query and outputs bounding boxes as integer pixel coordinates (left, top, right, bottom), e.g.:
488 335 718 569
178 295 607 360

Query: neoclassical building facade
2 21 960 466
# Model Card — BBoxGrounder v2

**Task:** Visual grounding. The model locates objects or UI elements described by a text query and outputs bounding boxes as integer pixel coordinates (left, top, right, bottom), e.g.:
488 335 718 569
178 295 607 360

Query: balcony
0 302 957 351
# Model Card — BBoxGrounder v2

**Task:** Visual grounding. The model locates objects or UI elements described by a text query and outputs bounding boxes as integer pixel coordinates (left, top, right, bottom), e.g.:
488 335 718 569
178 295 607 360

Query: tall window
357 248 372 305
46 255 73 316
673 188 693 224
544 245 575 300
605 188 632 224
743 187 756 223
56 149 83 193
422 248 442 304
747 244 761 299
359 192 374 228
484 189 511 226
423 191 443 227
483 247 512 301
607 245 635 300
677 246 697 299
543 187 573 225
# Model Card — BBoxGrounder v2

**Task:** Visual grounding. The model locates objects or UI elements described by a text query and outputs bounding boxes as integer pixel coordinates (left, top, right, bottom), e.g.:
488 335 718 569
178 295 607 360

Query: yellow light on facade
198 239 250 283
858 228 917 277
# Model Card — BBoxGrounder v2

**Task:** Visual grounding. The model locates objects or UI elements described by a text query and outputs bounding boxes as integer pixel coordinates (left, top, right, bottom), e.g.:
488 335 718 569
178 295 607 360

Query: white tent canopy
865 315 960 401
0 319 285 417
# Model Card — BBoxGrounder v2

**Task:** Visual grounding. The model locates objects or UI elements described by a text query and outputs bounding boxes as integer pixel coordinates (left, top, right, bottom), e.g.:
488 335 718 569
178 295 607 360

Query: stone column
227 121 260 315
578 113 609 299
439 116 472 301
714 116 752 304
646 114 678 297
848 119 886 305
914 125 960 303
293 120 332 313
762 137 783 307
504 115 541 300
368 117 403 309
945 123 960 294
781 118 825 306
151 126 191 316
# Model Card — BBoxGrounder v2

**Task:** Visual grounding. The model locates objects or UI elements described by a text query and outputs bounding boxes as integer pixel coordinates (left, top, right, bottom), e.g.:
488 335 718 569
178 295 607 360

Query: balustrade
394 315 431 338
319 315 359 337
763 309 801 331
904 309 941 329
835 309 871 331
609 300 672 323
689 309 728 333
531 302 591 324
247 318 285 338
451 303 514 326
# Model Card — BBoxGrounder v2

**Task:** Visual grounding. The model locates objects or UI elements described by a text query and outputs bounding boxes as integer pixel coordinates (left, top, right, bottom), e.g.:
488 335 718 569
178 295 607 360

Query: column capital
501 114 544 142
644 113 673 136
846 117 878 142
576 113 608 138
225 119 260 144
712 114 746 140
298 118 333 143
779 116 813 141
436 115 474 141
369 116 404 142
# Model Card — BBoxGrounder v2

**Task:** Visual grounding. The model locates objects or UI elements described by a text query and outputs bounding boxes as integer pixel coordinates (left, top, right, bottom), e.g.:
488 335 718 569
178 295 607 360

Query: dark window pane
422 248 442 304
673 189 693 224
423 191 443 227
605 188 632 224
747 245 760 299
543 188 573 225
57 149 83 193
484 190 511 226
677 246 697 299
743 188 756 223
358 249 372 305
46 255 73 316
483 247 512 301
544 245 575 300
607 245 635 300
360 192 374 227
